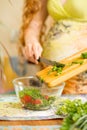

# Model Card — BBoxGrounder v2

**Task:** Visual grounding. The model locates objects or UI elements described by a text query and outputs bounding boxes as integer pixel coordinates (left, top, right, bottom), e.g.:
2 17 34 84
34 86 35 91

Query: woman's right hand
22 38 43 64
22 0 48 64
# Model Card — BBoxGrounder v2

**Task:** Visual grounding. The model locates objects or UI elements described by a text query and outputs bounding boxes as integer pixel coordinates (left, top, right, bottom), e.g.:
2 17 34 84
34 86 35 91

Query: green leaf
81 52 87 59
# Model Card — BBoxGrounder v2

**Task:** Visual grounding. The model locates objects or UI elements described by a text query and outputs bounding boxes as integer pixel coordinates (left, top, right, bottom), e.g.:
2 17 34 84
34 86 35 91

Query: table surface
0 94 63 126
0 94 86 126
0 119 62 126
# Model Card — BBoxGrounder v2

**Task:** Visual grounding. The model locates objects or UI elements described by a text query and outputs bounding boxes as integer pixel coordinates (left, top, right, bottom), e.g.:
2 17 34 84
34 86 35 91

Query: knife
38 57 65 67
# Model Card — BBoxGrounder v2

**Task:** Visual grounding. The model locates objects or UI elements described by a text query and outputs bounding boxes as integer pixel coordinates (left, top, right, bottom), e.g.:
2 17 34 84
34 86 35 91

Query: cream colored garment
41 16 54 43
41 18 87 61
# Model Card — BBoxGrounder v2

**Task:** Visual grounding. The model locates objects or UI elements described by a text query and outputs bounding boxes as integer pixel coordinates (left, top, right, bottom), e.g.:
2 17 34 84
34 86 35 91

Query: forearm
25 0 48 43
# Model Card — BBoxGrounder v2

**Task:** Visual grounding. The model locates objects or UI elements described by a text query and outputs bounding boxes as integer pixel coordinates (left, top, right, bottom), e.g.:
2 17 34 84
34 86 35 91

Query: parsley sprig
56 99 87 130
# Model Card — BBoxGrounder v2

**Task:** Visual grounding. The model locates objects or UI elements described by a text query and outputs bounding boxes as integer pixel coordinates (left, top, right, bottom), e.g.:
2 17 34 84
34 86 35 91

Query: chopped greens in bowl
19 87 55 110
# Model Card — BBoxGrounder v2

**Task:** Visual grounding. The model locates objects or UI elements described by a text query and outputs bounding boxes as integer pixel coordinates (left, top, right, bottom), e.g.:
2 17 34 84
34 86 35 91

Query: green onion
56 99 87 130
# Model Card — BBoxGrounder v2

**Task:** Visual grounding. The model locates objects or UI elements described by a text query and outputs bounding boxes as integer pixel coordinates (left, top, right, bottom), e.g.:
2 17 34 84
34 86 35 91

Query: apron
40 0 87 94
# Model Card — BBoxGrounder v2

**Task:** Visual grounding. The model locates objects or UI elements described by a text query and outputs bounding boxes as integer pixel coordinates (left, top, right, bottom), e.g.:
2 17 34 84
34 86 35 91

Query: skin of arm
23 0 66 64
23 0 48 64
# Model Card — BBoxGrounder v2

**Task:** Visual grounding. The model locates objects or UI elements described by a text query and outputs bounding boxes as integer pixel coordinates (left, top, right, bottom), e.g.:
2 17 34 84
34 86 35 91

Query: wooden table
0 119 62 126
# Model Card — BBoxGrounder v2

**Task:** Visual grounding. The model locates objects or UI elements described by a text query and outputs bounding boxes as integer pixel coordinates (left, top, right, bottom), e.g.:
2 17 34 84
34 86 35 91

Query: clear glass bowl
13 76 65 110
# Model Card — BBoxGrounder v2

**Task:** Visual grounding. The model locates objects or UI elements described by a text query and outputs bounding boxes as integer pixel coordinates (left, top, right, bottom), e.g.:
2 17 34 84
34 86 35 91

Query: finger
32 45 39 60
37 45 43 58
24 48 38 64
27 44 39 64
25 45 35 59
28 56 38 64
33 44 43 60
23 47 33 62
26 44 33 57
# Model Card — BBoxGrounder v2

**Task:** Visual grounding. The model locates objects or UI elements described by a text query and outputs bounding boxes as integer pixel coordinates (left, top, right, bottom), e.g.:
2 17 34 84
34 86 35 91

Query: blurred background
0 0 41 93
0 0 24 93
0 0 23 56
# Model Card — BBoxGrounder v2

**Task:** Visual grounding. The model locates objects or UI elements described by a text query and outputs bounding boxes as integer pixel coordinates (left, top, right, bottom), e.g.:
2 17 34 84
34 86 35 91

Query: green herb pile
19 87 55 110
56 99 87 130
48 65 64 76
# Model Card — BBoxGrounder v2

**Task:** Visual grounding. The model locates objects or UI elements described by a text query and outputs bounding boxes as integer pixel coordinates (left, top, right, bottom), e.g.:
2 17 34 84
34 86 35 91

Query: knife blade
38 57 65 67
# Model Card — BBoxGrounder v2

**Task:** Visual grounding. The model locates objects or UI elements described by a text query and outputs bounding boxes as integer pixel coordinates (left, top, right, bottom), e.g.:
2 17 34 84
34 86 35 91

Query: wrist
25 21 42 41
24 31 39 46
29 20 43 37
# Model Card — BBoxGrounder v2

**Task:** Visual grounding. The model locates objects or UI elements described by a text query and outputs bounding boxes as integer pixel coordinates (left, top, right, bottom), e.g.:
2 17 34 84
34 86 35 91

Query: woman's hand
23 38 43 64
22 0 47 64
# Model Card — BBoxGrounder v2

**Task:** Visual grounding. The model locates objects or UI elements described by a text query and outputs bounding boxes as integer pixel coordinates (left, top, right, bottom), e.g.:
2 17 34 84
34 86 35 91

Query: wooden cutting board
36 48 87 87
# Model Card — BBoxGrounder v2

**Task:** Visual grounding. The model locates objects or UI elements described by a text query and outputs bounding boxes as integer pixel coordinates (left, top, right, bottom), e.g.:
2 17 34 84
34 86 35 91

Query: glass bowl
13 76 65 110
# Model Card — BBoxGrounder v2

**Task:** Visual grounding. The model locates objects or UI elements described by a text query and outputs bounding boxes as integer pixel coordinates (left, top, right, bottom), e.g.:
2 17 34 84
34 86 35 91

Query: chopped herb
70 60 84 66
48 65 64 76
81 52 87 59
55 67 63 76
53 62 65 68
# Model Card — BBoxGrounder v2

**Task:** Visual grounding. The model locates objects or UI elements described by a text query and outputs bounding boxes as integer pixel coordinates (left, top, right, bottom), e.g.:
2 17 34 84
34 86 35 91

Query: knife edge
38 57 65 67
